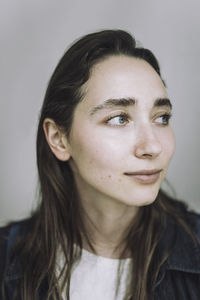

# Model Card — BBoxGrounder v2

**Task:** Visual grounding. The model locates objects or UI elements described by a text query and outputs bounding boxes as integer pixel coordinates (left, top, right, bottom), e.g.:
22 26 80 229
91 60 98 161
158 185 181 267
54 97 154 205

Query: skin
44 55 175 258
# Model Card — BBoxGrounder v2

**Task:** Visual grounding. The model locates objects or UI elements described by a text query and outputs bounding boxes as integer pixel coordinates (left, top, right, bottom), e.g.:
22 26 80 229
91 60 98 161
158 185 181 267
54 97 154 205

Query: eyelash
105 113 172 127
155 113 172 126
105 113 129 126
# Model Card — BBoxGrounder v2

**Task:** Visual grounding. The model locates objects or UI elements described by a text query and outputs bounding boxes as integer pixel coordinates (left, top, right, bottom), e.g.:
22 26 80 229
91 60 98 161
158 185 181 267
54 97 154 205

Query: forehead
81 55 167 109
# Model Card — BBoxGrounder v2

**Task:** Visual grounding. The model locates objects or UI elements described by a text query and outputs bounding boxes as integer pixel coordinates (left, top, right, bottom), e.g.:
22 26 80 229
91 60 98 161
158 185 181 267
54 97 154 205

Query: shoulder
0 218 31 247
165 199 200 270
157 194 200 270
166 196 200 246
187 210 200 238
155 199 200 298
160 192 200 237
172 198 200 237
191 210 200 236
0 218 32 281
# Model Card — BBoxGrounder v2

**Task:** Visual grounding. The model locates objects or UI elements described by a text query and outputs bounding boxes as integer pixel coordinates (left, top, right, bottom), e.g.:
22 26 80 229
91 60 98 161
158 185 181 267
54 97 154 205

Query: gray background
1 0 200 225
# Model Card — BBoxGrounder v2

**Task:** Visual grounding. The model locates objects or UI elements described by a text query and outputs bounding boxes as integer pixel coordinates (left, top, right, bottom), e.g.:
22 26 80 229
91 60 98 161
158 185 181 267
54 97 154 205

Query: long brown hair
3 30 197 300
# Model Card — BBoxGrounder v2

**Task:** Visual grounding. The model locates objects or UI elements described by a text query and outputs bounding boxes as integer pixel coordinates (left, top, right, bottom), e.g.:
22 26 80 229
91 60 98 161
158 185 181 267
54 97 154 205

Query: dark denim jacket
1 211 200 300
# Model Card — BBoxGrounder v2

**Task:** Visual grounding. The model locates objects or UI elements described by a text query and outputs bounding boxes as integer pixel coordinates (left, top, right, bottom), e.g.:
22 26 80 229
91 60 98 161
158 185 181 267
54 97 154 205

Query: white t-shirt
57 248 132 300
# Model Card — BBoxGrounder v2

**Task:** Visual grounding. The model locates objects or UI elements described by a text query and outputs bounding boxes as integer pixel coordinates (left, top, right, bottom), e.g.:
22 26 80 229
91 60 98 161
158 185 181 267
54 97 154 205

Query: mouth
124 169 162 184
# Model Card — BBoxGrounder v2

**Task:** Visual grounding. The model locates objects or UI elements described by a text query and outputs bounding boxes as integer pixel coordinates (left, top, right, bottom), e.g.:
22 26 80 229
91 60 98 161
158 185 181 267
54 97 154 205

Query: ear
43 118 71 161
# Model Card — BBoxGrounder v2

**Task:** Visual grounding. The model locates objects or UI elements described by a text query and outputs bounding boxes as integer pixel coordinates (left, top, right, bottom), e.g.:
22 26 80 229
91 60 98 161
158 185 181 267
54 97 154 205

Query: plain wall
1 0 200 225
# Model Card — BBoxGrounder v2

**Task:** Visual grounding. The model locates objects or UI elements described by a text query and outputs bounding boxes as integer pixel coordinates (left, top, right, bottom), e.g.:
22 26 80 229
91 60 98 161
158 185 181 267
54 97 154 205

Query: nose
134 124 162 159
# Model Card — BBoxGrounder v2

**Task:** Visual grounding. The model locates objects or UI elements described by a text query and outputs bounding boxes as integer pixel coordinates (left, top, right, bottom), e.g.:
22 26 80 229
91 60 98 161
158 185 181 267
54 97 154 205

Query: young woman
1 29 200 300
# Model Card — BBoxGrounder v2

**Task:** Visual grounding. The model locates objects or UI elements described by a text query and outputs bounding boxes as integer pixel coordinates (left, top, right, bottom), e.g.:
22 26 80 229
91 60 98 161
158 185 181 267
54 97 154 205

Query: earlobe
43 118 71 161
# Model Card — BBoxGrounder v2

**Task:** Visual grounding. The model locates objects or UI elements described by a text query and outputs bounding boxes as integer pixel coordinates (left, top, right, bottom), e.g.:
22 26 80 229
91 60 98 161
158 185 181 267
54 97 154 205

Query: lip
124 169 162 184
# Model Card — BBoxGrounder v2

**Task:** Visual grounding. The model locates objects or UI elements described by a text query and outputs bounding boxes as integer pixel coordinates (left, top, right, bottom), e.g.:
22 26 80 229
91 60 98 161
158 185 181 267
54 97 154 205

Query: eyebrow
154 98 172 109
89 97 172 116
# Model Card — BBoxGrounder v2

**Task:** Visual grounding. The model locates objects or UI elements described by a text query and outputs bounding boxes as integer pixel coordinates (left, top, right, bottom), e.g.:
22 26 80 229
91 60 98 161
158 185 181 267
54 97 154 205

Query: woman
1 29 200 300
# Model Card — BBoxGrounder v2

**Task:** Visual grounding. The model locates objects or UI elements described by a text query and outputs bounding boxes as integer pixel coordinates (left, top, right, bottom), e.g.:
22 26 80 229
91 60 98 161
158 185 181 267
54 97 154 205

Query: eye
106 113 129 126
155 113 172 126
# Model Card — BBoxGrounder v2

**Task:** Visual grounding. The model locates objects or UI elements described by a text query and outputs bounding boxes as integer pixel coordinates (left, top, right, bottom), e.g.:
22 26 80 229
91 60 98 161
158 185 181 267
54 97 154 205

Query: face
66 56 175 209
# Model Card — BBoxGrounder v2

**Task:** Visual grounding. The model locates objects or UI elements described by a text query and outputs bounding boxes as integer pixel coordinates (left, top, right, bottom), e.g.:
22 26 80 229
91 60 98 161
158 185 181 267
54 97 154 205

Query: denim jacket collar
153 213 200 290
166 221 200 273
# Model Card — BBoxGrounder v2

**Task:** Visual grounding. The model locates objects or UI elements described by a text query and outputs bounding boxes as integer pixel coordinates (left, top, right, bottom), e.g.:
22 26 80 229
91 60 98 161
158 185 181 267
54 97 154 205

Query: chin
137 198 157 207
127 187 160 207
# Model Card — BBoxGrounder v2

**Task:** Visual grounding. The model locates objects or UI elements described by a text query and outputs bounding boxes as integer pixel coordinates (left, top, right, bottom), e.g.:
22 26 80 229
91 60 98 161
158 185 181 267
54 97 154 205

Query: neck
80 198 139 258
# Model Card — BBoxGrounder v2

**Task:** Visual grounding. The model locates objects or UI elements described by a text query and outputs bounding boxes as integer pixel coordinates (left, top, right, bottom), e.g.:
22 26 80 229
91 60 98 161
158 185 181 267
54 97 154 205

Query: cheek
161 129 175 161
69 131 124 173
